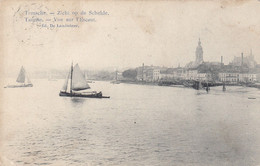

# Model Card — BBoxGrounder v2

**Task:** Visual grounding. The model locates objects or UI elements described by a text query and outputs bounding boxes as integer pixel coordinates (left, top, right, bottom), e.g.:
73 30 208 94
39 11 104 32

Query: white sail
16 66 26 83
16 66 32 84
72 64 90 91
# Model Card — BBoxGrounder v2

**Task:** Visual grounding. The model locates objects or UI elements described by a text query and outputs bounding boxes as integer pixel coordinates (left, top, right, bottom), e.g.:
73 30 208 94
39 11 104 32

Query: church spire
195 38 203 65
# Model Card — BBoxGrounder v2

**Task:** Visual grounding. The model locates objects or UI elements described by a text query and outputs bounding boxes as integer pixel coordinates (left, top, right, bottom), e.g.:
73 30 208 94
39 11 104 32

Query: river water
1 79 260 166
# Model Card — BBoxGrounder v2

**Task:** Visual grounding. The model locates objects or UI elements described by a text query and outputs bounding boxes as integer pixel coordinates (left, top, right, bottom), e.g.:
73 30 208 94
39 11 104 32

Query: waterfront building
159 67 187 81
238 73 257 82
183 70 212 81
136 65 161 82
219 72 257 83
186 69 198 80
197 73 212 81
153 69 161 81
136 64 149 81
219 72 239 83
160 73 174 80
145 69 154 82
116 72 123 81
173 67 186 80
160 68 174 80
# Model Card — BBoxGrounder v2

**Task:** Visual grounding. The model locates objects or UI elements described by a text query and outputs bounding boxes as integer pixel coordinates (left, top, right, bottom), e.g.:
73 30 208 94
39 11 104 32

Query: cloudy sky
1 0 260 74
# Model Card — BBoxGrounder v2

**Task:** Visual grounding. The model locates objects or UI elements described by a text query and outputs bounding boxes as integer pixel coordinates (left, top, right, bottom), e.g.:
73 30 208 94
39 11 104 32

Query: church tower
195 38 203 65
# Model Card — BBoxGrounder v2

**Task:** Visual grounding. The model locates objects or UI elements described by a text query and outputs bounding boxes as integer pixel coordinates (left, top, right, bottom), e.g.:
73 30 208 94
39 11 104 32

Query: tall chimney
221 56 223 64
142 63 144 81
241 52 244 66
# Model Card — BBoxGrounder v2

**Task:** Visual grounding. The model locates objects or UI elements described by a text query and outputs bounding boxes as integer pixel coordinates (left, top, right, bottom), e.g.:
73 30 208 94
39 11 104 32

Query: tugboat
59 63 110 98
192 80 203 90
4 66 33 88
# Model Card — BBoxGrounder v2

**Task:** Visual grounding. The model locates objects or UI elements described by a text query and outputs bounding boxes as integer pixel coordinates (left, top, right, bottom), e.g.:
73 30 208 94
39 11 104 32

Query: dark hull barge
4 84 33 88
59 91 110 98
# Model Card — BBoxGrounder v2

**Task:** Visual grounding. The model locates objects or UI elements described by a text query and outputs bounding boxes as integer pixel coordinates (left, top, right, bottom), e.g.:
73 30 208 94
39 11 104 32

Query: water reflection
70 97 86 107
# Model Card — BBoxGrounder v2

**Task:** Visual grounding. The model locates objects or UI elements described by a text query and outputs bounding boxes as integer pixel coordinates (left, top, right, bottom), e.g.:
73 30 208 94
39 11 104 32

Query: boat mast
70 62 73 94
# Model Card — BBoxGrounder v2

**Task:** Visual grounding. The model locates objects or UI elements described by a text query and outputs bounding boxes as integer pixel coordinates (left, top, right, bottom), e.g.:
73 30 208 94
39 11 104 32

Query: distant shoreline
115 80 260 89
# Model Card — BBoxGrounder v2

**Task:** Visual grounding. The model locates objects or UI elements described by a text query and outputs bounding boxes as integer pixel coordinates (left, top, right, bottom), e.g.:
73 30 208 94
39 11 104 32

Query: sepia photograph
0 0 260 165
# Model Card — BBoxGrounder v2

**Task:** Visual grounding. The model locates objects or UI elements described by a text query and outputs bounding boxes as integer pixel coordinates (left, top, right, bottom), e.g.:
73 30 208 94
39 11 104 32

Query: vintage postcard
0 0 260 165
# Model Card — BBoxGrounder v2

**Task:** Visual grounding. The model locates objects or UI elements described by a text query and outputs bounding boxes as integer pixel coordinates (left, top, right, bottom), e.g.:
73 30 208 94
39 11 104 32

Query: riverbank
116 80 260 89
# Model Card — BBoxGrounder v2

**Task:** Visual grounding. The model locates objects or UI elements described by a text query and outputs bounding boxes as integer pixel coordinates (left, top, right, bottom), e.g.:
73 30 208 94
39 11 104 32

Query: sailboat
4 66 33 88
84 71 93 83
59 63 110 98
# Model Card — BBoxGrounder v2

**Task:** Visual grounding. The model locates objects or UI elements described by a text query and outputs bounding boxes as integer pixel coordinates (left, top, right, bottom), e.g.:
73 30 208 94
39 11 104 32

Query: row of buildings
124 39 259 83
134 64 258 83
